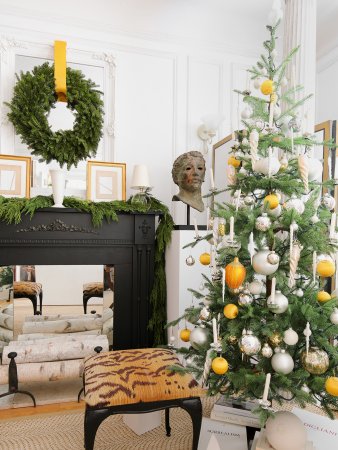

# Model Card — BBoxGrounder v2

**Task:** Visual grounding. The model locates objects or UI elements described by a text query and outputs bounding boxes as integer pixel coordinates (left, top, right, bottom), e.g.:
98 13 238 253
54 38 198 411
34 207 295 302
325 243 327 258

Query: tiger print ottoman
13 281 43 315
83 348 203 450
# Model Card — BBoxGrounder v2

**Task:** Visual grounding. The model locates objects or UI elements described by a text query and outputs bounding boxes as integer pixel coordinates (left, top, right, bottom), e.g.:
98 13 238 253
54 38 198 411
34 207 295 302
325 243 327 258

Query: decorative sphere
268 204 282 217
317 291 331 303
267 291 289 314
227 335 238 345
267 251 280 265
238 290 254 306
268 332 282 347
252 247 279 275
295 288 304 297
244 194 255 206
289 116 302 132
228 156 241 168
169 335 176 343
301 347 329 374
325 377 338 397
248 279 263 295
265 411 306 450
271 349 294 374
323 193 336 211
284 195 305 214
199 306 210 321
316 259 335 277
255 213 271 231
261 343 273 358
260 79 274 95
185 255 195 266
283 327 299 346
211 357 229 375
239 331 261 355
199 252 211 266
330 307 338 325
225 257 246 290
189 327 210 349
264 193 279 210
311 214 320 224
223 303 239 319
180 328 191 342
254 158 280 176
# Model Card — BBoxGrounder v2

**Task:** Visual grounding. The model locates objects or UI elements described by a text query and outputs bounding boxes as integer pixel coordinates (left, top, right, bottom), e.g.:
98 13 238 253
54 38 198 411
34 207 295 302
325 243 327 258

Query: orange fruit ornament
211 357 229 375
264 194 279 210
225 257 246 289
260 79 275 95
228 156 241 168
325 377 338 396
223 303 239 319
180 328 191 342
316 260 335 277
317 291 331 303
199 252 211 265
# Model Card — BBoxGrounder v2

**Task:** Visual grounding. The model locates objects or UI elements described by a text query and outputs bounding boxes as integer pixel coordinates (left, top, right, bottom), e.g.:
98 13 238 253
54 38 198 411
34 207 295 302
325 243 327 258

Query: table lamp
130 164 152 205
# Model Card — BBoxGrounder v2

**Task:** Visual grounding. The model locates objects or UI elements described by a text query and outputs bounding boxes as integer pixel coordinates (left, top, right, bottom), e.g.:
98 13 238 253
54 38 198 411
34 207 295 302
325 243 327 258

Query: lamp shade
131 164 151 189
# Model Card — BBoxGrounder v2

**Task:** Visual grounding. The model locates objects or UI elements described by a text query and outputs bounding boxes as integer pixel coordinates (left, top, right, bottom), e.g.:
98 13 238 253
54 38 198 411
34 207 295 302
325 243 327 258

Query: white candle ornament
235 189 241 212
212 318 218 345
210 168 215 190
268 147 272 178
303 322 312 355
271 277 276 304
269 102 274 128
230 216 234 241
222 268 225 302
193 219 199 238
262 372 271 403
330 213 336 239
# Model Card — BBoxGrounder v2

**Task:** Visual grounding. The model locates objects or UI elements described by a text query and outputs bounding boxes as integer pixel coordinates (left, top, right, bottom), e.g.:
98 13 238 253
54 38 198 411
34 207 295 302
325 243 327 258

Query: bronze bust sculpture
171 151 206 212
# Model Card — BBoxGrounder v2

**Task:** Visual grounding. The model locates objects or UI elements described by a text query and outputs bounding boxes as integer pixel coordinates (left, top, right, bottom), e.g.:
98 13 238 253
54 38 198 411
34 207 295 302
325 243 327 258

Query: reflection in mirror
0 266 14 353
13 265 114 348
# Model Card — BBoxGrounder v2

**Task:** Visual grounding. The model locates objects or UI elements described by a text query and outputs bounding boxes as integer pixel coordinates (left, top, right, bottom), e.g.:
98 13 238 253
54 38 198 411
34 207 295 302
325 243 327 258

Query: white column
283 0 317 134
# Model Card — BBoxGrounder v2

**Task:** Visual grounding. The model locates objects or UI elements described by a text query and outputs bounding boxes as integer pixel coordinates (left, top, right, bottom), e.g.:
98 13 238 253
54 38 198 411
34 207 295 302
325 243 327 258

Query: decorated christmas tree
169 10 338 422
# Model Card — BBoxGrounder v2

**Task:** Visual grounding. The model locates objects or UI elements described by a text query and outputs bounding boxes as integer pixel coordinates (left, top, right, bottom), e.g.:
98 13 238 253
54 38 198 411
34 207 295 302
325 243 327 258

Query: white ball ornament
330 308 338 325
261 342 273 358
265 411 307 450
242 137 249 146
253 157 280 176
248 279 263 295
199 306 210 321
295 288 304 297
311 214 320 224
280 115 293 134
268 204 282 218
252 247 279 275
323 193 336 211
267 291 289 314
271 349 294 374
267 251 280 265
189 326 210 349
255 213 271 231
239 330 261 355
284 195 305 214
238 290 254 306
283 327 299 346
239 167 247 175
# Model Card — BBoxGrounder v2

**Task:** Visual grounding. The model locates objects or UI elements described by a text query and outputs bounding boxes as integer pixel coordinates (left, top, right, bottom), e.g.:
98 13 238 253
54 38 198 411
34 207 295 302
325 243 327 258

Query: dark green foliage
6 62 104 169
0 195 174 346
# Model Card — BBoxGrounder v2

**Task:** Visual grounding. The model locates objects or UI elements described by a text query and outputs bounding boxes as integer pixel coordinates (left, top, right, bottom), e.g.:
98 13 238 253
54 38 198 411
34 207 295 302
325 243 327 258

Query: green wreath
6 62 104 169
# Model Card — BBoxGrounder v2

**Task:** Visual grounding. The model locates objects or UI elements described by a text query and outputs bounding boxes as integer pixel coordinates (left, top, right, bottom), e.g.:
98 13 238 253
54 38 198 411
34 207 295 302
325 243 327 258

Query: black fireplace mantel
0 208 157 350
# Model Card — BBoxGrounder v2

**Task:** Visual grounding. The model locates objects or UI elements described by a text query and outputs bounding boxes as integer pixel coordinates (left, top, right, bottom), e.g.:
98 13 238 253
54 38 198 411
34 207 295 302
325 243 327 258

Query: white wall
0 0 263 225
316 48 338 124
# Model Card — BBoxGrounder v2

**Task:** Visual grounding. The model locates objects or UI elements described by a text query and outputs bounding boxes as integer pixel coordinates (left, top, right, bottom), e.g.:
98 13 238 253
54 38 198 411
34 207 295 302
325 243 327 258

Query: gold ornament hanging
199 253 211 266
211 356 229 375
325 377 338 396
225 257 246 289
268 332 282 347
260 79 275 95
264 193 279 210
180 328 191 342
317 291 331 303
301 347 329 375
316 259 335 277
228 156 241 168
223 303 239 319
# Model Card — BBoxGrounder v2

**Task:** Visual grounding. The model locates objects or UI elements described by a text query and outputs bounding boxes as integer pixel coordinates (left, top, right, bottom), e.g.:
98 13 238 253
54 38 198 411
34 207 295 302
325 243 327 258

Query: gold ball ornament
268 332 282 347
325 377 338 397
301 347 329 375
260 79 275 95
225 257 246 289
317 291 331 303
211 357 229 375
228 155 241 168
180 328 191 342
264 194 279 210
227 335 238 345
223 303 239 319
199 252 211 266
316 259 335 277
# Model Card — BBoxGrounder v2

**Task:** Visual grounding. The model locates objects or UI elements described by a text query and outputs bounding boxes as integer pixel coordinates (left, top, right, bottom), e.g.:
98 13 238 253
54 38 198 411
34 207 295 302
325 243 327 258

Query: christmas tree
169 9 338 422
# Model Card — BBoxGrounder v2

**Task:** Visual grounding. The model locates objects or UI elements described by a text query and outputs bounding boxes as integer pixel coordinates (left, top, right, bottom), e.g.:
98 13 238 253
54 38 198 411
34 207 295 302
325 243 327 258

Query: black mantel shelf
0 208 157 350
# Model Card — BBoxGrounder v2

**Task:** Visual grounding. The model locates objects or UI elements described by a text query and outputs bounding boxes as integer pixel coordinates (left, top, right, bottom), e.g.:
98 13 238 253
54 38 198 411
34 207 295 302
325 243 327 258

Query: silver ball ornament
255 213 271 232
248 279 264 295
239 330 261 355
244 194 255 206
267 251 280 265
238 290 254 306
295 288 304 297
271 349 294 374
267 291 289 314
330 307 338 325
199 306 210 321
322 193 336 211
252 247 279 275
169 335 176 343
283 327 299 346
189 326 211 349
185 255 195 266
261 343 273 358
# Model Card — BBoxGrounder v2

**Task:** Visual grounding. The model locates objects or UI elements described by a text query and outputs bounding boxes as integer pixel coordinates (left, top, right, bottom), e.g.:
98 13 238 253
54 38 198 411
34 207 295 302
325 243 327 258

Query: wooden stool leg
165 408 171 436
180 398 202 450
83 294 90 314
39 290 43 314
28 294 37 315
84 407 111 450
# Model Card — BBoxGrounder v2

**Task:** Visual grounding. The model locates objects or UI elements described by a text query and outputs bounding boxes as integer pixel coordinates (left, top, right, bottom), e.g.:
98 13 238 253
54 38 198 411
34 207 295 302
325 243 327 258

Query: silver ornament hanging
244 194 255 206
283 327 299 346
248 279 264 295
199 306 210 321
189 326 211 349
255 213 271 232
238 290 254 306
185 255 195 266
330 307 338 325
239 329 261 355
211 269 222 282
322 193 336 211
261 343 273 358
267 290 289 314
271 348 294 374
252 247 279 275
267 251 280 265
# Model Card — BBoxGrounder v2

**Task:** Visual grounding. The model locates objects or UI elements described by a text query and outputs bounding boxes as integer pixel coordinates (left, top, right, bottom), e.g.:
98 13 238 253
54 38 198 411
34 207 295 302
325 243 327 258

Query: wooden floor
0 400 85 420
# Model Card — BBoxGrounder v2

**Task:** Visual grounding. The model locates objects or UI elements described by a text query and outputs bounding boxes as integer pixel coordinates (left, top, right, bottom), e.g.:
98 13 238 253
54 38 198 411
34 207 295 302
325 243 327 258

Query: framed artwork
314 120 332 187
87 161 126 201
0 154 31 198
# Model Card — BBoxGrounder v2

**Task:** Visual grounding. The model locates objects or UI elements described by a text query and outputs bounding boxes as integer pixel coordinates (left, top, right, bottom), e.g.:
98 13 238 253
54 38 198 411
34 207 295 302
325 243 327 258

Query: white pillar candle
313 251 317 283
268 147 272 178
222 268 225 302
271 277 276 304
330 213 337 239
210 168 215 190
291 127 294 154
262 373 271 403
269 101 274 128
229 216 234 241
206 207 210 230
193 218 199 238
212 318 218 345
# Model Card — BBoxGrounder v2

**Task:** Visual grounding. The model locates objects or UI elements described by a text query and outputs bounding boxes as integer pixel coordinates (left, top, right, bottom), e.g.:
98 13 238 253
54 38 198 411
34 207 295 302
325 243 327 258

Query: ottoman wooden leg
180 398 202 450
165 408 171 436
39 290 43 314
84 407 111 450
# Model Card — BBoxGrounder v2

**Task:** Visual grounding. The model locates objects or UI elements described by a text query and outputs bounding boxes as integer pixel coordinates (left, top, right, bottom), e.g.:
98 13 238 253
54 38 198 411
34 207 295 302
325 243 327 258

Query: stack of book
210 396 261 428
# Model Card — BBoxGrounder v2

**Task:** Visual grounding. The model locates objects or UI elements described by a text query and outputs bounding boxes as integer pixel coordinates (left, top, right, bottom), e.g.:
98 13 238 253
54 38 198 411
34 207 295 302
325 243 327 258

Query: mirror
0 266 14 353
12 265 113 347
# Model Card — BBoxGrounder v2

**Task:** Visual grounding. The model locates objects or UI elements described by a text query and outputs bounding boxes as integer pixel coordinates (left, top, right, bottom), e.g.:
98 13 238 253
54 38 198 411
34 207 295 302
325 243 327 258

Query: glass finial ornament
185 255 195 266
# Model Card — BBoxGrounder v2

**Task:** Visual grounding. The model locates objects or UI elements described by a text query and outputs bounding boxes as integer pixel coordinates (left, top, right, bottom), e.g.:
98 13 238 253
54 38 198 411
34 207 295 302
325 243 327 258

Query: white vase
49 169 65 208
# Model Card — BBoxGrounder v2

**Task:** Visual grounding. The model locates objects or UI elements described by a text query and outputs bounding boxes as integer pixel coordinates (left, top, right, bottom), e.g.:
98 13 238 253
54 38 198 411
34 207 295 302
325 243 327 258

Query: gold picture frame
87 161 126 201
0 154 31 198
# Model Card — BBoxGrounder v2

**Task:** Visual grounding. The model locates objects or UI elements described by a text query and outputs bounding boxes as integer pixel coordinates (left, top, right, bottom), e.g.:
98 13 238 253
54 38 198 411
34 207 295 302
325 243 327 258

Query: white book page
198 418 248 450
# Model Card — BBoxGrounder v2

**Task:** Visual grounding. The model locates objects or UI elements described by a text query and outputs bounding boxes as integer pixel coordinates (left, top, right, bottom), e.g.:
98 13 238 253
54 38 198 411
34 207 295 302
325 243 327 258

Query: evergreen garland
0 195 174 345
6 63 104 169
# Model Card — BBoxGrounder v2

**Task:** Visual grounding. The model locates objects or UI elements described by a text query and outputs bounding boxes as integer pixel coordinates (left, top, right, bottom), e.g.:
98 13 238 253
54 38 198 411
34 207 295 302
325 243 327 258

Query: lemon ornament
223 303 239 319
317 291 331 303
211 357 229 375
180 328 191 342
260 79 275 95
325 377 338 396
199 252 211 266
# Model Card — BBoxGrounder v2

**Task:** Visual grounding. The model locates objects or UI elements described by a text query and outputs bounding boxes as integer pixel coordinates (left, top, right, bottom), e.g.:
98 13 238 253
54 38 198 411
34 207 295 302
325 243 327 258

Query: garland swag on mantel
0 195 175 346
